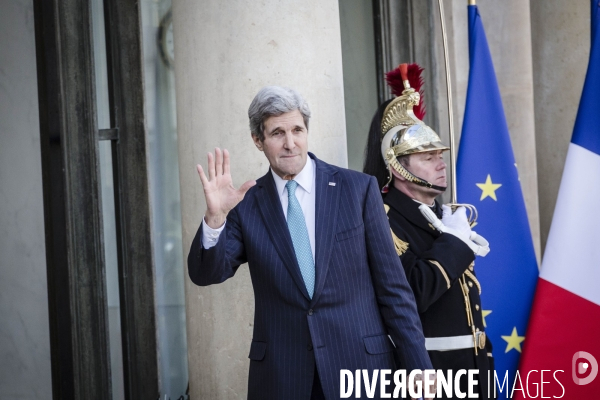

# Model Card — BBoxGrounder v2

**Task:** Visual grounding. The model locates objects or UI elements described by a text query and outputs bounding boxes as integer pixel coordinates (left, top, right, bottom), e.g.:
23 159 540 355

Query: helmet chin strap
388 157 447 192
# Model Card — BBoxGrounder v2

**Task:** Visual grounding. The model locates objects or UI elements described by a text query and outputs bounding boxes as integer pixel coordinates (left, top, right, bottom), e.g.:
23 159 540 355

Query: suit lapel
311 157 340 306
255 172 311 301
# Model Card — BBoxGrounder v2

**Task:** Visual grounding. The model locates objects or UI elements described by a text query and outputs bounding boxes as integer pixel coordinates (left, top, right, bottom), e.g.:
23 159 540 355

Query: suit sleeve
188 207 247 286
394 227 475 313
362 176 433 372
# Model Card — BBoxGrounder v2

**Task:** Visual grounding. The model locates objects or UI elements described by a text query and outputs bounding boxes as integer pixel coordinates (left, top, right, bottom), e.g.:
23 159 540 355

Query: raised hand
197 148 256 229
419 205 490 257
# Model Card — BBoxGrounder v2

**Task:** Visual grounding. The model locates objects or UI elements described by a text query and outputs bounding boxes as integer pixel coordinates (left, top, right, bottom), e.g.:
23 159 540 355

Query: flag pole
437 0 457 203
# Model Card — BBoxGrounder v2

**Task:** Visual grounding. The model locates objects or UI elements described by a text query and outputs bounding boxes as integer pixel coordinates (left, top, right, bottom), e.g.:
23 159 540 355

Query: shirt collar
411 198 442 218
271 156 314 196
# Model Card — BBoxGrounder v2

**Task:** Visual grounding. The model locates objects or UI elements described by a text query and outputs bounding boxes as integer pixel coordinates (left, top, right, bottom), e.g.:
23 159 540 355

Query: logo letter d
572 351 598 385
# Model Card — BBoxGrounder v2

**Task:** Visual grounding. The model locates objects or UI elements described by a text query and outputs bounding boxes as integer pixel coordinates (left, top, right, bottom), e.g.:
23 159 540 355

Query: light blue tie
285 180 315 298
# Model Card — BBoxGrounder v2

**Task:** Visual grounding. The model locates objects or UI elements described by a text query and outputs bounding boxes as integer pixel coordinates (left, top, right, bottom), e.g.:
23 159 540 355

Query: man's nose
437 158 447 170
283 132 295 149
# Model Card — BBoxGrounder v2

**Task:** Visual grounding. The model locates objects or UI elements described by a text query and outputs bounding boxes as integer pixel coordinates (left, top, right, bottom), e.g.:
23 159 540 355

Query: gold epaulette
384 204 409 256
392 234 409 256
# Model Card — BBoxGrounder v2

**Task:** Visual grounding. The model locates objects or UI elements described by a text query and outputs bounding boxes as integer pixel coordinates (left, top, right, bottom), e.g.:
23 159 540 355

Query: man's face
253 109 308 180
405 150 447 192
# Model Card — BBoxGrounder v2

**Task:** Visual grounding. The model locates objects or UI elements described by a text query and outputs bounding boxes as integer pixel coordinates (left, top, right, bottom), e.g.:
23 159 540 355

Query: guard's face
407 150 447 191
253 109 308 180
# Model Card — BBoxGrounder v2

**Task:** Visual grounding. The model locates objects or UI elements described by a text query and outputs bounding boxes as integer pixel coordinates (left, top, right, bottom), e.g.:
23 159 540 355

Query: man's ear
252 134 263 151
390 165 406 182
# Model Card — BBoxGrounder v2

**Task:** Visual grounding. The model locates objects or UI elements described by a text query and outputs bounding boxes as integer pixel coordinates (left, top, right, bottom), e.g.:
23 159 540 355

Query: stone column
0 0 52 396
172 1 347 398
450 0 541 261
530 0 590 252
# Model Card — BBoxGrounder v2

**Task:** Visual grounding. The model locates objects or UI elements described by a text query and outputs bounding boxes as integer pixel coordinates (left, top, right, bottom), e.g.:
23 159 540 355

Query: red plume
385 63 426 120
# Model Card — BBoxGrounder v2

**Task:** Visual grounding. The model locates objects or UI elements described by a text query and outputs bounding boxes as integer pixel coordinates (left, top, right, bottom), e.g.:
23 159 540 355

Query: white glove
419 204 490 257
441 205 472 239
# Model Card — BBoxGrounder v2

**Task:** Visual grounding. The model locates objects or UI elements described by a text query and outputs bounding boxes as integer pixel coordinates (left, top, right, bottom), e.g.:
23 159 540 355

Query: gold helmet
380 63 449 193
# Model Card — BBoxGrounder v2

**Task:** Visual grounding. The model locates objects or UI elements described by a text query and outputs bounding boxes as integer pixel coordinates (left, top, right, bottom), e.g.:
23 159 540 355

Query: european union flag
456 5 539 383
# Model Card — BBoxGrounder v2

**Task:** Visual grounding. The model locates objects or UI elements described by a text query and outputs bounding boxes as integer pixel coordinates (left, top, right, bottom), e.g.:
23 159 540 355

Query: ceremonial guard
364 64 495 399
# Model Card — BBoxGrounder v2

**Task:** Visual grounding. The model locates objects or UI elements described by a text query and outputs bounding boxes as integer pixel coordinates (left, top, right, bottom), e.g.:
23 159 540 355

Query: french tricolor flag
516 1 600 398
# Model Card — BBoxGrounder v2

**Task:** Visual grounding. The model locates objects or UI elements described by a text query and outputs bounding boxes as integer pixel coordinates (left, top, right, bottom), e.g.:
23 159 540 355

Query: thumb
238 180 256 196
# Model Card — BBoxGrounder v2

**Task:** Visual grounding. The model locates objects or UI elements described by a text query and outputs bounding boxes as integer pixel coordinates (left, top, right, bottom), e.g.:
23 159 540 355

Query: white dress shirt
202 158 317 262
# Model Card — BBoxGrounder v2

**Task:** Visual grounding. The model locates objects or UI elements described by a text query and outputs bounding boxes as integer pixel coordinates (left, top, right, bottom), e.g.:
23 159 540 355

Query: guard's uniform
384 186 494 399
364 62 495 398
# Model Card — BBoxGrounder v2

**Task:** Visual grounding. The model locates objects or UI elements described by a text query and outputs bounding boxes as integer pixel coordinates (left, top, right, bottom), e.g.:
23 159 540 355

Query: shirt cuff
201 217 226 249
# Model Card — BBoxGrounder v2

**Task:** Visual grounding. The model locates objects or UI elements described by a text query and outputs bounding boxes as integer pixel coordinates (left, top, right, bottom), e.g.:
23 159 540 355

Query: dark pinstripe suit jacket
188 153 432 399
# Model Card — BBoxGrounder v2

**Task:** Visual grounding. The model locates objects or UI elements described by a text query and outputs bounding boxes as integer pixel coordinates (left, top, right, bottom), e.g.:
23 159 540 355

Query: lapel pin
329 182 336 186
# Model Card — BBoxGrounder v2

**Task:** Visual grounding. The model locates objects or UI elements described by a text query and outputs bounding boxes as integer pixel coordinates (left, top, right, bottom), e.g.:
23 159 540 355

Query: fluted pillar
530 0 589 252
172 1 347 398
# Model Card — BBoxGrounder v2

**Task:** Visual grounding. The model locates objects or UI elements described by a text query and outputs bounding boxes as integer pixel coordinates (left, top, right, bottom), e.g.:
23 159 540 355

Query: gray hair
248 86 311 141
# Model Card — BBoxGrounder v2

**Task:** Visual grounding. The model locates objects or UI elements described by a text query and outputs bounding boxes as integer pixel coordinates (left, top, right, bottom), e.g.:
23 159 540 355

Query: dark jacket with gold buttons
384 187 494 399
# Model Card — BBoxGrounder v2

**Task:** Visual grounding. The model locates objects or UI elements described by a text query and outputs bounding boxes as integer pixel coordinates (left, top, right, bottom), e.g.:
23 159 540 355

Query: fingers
196 164 208 187
207 151 215 181
206 148 230 181
205 148 228 181
215 147 223 176
454 206 467 219
223 149 230 175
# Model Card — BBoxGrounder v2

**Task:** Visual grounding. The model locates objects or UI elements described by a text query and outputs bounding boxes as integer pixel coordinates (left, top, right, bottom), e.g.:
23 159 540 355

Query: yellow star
501 327 525 353
476 174 502 201
482 310 492 327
